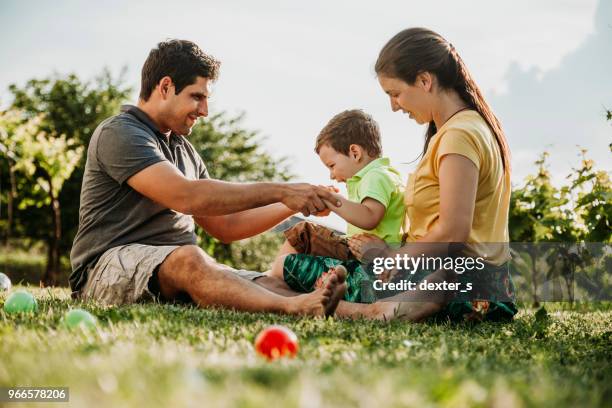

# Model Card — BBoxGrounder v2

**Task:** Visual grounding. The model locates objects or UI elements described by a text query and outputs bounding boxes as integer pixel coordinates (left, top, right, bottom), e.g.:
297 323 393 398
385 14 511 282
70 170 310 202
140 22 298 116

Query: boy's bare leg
257 264 439 321
259 264 450 322
277 239 299 257
268 241 298 280
157 245 344 316
257 269 384 320
253 280 439 321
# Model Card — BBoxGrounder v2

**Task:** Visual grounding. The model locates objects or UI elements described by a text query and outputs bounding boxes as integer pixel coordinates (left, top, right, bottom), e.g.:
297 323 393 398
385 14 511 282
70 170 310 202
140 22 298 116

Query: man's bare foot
286 271 345 317
325 266 347 317
288 281 332 317
313 265 347 317
331 265 347 284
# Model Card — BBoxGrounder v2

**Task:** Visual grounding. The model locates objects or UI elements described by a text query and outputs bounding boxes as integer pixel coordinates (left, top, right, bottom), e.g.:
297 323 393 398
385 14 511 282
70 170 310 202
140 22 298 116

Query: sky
1 0 610 231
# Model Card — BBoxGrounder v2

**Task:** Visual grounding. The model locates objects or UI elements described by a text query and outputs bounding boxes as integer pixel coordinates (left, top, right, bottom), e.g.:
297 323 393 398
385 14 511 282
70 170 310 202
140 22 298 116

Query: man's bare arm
127 161 341 217
194 203 296 243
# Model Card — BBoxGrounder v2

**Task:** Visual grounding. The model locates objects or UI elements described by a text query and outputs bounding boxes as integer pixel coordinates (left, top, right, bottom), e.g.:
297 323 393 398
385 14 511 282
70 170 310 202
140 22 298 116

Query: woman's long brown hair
375 27 511 172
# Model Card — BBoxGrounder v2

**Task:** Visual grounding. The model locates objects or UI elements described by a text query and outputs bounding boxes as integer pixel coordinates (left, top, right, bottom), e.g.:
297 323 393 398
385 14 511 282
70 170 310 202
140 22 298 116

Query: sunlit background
1 0 610 230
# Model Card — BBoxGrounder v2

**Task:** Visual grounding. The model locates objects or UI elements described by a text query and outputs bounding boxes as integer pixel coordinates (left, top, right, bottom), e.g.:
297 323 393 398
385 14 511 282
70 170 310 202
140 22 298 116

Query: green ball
64 308 97 330
3 290 37 314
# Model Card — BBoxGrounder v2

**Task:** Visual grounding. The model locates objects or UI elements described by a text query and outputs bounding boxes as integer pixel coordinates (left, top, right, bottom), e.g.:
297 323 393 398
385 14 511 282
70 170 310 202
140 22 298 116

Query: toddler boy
269 109 405 302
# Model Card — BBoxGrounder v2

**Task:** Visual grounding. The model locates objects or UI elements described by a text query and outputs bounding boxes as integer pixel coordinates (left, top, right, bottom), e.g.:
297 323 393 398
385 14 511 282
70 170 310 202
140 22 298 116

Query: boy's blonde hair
315 109 382 157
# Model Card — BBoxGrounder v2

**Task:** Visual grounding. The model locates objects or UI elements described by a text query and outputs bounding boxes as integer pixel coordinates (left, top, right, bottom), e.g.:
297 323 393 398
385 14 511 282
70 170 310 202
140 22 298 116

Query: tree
510 135 612 304
0 110 83 284
545 243 592 303
9 69 131 146
1 70 132 283
545 111 612 302
509 152 575 305
0 110 21 244
567 149 611 242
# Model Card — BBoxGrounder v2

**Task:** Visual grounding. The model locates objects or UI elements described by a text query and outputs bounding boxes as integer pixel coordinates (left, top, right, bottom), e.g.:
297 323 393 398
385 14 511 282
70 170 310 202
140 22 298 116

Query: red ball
254 325 299 360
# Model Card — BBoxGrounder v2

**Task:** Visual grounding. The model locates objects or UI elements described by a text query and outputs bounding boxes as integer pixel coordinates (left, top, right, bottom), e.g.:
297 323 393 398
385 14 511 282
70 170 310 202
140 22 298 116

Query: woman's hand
349 234 399 281
348 233 388 262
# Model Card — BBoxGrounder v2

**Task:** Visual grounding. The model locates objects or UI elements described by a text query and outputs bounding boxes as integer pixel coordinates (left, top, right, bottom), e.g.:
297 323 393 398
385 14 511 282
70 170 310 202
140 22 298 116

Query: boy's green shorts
283 254 376 303
282 253 518 322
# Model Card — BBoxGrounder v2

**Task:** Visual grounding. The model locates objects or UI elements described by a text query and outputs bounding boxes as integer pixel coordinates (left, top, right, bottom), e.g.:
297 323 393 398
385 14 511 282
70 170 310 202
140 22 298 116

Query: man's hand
282 183 342 217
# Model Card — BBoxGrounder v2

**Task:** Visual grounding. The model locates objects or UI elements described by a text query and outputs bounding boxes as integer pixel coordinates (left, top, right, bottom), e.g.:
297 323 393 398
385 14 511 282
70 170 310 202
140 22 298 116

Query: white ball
0 272 12 292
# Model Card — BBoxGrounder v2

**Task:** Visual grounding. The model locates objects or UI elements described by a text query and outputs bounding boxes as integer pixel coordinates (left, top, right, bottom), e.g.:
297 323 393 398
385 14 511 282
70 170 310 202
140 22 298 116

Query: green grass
1 287 610 408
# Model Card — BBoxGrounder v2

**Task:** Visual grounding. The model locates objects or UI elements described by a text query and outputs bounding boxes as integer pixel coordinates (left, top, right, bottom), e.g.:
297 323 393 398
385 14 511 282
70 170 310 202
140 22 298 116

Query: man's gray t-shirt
69 105 209 293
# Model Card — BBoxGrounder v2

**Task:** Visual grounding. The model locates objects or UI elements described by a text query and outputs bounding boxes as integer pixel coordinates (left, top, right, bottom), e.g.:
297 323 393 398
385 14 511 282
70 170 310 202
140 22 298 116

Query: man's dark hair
315 109 382 158
139 39 221 101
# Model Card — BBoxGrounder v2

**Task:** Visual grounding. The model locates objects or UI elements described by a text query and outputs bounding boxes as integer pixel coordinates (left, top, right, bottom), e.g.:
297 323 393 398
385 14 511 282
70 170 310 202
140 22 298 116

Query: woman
337 27 517 322
260 27 517 322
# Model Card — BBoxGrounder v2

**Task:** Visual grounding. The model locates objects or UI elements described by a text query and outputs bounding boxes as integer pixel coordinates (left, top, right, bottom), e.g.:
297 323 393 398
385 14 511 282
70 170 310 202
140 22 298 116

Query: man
70 39 345 316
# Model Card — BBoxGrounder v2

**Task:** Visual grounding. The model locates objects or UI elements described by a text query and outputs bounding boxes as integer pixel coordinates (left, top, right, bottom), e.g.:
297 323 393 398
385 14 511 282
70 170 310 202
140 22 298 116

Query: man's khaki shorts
79 243 264 306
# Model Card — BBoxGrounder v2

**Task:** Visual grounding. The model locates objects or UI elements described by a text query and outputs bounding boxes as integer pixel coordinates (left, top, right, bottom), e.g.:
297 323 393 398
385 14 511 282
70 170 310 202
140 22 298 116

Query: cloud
490 0 611 184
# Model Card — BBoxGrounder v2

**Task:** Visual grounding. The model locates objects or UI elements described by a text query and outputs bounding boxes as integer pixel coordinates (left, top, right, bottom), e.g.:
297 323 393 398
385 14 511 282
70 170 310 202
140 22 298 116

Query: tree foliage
4 70 133 259
9 69 130 145
568 149 611 242
509 112 611 304
0 110 83 284
509 152 574 243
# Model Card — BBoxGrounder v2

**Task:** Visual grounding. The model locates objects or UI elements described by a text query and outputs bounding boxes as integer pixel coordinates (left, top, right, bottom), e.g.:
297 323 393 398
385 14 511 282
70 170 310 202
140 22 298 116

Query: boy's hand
322 185 340 194
282 183 341 217
314 185 340 216
314 208 332 217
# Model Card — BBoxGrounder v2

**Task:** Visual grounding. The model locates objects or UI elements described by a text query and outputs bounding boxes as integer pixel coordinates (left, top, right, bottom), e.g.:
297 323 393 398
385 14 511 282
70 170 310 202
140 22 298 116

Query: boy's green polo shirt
346 157 405 243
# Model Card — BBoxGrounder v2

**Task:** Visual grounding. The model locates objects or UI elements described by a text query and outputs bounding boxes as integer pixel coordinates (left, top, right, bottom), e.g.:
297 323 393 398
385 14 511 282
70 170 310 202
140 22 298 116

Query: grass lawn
1 287 610 408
